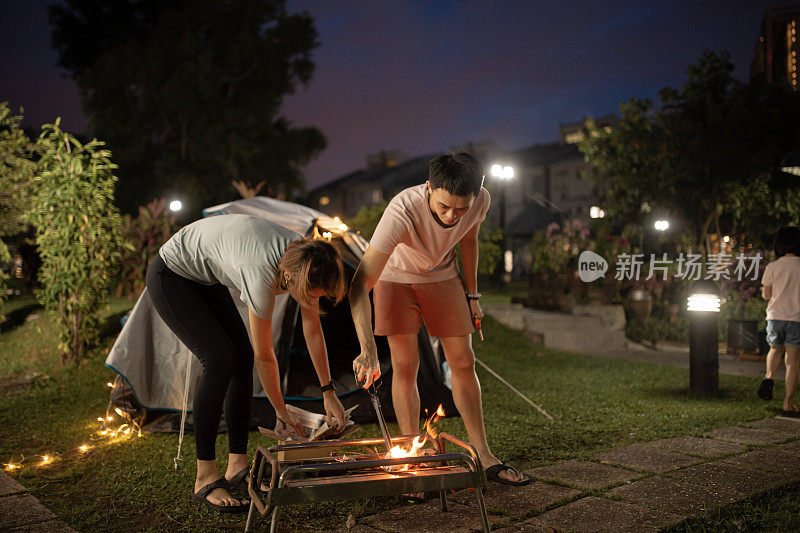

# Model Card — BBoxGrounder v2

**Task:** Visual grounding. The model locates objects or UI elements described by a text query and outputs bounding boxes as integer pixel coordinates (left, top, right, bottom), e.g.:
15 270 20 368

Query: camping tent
105 196 457 433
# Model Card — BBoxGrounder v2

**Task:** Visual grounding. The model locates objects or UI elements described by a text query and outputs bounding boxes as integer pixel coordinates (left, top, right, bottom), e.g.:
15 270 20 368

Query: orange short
373 276 474 338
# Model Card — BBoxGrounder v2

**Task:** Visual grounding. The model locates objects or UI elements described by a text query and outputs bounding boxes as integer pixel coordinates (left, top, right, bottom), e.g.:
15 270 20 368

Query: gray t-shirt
159 214 299 319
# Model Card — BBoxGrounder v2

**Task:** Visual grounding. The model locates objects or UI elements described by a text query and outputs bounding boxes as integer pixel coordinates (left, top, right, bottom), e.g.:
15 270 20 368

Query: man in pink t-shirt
350 152 530 485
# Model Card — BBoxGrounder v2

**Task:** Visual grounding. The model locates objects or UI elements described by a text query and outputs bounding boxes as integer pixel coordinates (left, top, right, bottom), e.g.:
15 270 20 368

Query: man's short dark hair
773 226 800 257
428 152 483 197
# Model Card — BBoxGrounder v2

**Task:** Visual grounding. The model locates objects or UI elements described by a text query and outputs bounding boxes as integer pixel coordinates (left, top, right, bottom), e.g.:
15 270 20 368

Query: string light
3 379 144 473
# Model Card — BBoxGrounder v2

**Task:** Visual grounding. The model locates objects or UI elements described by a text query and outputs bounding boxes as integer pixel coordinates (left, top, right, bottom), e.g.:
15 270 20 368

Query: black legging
146 254 254 461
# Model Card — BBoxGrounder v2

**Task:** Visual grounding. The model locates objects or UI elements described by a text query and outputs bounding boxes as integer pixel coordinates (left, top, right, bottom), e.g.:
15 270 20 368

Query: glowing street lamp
490 163 515 279
654 220 669 231
687 280 720 396
589 206 605 219
169 200 183 213
780 149 800 176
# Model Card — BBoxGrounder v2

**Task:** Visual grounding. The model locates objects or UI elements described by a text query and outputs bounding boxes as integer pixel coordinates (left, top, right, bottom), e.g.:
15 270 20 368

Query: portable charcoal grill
244 432 490 533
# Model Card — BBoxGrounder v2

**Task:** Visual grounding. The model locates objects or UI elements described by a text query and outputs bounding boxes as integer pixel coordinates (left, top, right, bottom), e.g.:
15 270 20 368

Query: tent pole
174 350 192 470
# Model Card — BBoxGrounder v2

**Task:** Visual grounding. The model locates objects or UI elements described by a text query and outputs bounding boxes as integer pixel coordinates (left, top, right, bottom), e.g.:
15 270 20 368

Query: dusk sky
0 1 783 190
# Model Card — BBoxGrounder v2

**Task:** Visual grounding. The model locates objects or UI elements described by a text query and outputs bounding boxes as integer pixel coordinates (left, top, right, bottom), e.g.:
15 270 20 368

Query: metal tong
354 370 393 454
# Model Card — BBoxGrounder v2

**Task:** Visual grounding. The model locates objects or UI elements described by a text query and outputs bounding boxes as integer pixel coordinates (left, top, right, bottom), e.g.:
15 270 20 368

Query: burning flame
422 404 446 439
382 404 446 472
388 436 426 460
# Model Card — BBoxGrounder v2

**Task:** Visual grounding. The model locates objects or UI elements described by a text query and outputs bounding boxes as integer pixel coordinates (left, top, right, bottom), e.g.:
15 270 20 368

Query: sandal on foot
780 407 800 418
227 466 268 492
226 466 250 491
192 478 249 513
485 463 531 486
757 378 773 400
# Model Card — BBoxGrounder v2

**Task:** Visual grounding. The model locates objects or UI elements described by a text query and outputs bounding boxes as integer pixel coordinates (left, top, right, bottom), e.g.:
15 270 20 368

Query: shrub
115 198 179 299
0 103 36 321
346 201 388 240
27 120 129 363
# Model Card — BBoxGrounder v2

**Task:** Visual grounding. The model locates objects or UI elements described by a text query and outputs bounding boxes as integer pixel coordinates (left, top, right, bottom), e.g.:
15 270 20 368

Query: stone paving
333 416 800 532
0 471 76 532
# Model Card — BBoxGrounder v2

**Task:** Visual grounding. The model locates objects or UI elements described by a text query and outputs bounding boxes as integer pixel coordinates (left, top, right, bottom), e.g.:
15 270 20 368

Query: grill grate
244 432 490 533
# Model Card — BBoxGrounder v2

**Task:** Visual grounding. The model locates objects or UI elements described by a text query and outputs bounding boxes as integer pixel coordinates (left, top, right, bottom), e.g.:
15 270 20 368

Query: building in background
752 5 800 90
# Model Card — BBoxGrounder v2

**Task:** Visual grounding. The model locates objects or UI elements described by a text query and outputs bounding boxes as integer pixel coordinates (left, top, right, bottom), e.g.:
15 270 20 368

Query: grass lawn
0 293 790 531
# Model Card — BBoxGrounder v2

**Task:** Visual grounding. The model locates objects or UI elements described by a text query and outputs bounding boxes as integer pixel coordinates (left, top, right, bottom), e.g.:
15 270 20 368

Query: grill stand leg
439 490 447 512
475 487 489 533
270 505 281 533
245 499 257 532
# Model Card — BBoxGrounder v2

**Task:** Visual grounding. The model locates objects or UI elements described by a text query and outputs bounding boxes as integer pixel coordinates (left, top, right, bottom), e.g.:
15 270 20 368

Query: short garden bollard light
687 280 720 396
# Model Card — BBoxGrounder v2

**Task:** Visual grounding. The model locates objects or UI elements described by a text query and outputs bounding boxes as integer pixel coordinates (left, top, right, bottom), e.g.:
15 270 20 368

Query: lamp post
169 199 183 213
490 163 514 277
490 163 514 233
687 280 720 396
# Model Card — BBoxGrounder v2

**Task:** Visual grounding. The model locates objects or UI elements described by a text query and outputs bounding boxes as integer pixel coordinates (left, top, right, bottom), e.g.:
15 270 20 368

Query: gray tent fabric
106 287 292 411
105 196 456 432
106 197 328 411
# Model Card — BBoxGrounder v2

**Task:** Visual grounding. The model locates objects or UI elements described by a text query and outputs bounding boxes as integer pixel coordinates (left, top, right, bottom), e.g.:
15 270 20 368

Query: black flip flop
757 378 774 401
780 408 800 418
485 463 531 486
191 478 249 513
227 466 269 493
226 466 250 491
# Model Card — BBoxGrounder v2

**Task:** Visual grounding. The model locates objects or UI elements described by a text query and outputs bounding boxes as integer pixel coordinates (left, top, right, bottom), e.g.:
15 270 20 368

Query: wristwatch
320 381 336 393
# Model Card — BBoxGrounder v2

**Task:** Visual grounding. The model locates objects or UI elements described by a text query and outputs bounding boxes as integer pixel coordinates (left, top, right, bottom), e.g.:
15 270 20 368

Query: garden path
0 471 76 531
329 416 800 532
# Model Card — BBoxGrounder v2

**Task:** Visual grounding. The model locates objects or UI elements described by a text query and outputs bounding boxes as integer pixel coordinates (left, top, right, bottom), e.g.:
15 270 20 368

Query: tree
27 120 129 363
581 51 800 253
49 0 326 213
0 103 36 320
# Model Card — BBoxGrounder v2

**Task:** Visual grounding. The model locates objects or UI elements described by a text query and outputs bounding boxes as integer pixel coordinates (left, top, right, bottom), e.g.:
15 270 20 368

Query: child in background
757 226 800 417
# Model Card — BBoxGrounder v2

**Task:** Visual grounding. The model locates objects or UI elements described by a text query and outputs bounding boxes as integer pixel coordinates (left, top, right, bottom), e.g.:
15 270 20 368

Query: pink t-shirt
762 255 800 322
370 184 490 284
